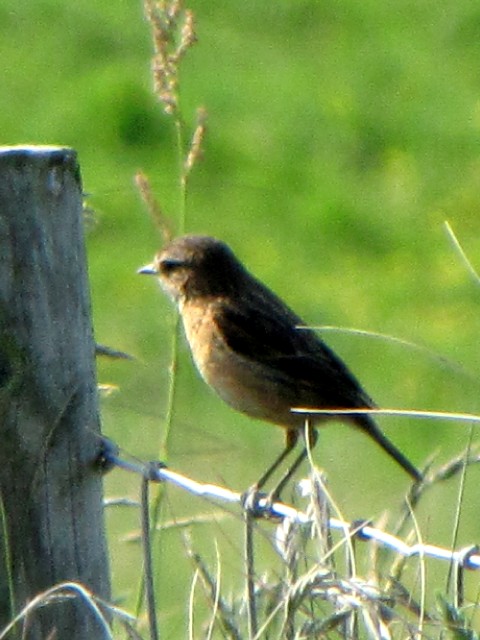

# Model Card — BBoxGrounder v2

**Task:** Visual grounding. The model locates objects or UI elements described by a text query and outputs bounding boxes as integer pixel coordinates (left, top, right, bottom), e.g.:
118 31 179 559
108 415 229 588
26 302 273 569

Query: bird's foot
241 485 281 520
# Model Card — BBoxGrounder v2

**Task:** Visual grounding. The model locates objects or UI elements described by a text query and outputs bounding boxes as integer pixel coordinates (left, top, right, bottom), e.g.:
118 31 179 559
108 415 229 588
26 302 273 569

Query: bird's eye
159 258 186 275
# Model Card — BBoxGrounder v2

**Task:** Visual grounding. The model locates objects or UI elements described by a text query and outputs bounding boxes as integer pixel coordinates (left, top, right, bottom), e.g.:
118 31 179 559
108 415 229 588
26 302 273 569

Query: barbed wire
100 438 480 572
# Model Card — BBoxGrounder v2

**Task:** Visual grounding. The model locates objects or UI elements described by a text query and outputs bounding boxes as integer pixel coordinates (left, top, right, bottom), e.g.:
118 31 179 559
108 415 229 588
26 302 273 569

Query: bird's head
138 235 245 302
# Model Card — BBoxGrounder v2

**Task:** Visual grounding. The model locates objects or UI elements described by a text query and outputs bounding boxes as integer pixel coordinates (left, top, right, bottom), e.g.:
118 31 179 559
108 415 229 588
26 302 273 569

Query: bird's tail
356 414 422 482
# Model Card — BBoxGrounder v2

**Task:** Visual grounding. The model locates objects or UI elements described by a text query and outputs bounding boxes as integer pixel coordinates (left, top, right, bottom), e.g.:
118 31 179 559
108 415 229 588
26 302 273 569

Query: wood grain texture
0 146 110 639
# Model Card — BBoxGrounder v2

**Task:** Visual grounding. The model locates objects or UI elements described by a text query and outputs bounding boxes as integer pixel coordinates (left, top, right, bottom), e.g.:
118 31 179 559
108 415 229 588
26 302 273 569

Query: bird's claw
241 485 280 520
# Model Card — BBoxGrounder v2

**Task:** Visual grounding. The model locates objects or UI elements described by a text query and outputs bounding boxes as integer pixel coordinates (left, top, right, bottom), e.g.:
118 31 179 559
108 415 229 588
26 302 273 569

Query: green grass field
3 0 480 635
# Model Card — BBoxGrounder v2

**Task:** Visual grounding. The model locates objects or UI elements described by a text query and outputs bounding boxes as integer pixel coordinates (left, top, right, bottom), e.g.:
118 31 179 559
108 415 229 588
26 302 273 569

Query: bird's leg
241 429 299 514
255 428 299 490
268 421 318 502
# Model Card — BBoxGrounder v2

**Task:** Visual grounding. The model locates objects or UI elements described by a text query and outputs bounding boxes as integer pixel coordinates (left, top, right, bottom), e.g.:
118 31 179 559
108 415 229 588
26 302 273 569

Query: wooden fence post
0 146 111 638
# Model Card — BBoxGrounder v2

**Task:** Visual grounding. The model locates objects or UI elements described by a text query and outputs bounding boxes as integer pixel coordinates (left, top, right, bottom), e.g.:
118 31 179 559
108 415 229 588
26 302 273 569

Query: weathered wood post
0 146 111 638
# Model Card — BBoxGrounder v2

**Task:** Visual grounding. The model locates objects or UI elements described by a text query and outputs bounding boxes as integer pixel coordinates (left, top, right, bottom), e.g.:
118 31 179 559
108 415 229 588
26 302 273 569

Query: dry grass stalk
143 0 197 117
185 107 208 176
135 171 173 243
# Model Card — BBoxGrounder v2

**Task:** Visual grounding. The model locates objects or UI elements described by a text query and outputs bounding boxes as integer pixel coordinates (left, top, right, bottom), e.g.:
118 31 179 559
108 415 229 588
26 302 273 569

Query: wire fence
101 438 480 572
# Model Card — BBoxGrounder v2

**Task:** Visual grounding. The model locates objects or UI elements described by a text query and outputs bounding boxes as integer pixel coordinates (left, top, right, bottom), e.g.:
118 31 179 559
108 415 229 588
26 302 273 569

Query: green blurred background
3 0 480 634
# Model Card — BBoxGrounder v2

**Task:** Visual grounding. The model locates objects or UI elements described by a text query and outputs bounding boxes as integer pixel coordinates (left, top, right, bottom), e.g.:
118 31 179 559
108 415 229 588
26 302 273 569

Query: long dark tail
356 414 422 482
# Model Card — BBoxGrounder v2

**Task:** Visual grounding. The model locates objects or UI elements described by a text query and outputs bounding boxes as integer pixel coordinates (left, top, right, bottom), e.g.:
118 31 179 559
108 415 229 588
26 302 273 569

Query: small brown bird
139 235 421 498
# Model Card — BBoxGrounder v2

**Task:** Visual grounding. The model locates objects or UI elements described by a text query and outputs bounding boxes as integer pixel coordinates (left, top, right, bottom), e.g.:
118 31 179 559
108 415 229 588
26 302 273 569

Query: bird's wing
214 298 300 360
214 297 374 410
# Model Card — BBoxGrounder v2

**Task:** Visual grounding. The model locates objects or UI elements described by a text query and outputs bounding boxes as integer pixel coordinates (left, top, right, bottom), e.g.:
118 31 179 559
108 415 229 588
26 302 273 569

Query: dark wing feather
213 282 422 482
213 284 375 411
215 300 299 360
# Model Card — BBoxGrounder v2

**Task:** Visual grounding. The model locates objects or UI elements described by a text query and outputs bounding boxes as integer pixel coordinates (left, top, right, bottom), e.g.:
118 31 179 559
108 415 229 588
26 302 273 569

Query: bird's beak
137 263 157 275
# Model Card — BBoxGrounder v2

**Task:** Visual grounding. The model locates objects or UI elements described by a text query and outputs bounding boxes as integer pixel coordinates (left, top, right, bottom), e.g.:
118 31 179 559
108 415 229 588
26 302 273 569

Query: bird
138 234 422 500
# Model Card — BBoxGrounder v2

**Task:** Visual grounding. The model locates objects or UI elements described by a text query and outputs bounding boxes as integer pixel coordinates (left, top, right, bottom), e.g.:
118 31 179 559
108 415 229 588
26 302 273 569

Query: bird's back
209 272 376 429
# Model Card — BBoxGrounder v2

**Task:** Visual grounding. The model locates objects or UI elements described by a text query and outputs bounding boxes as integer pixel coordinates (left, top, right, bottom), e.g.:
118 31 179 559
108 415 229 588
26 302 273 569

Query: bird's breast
180 300 299 428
